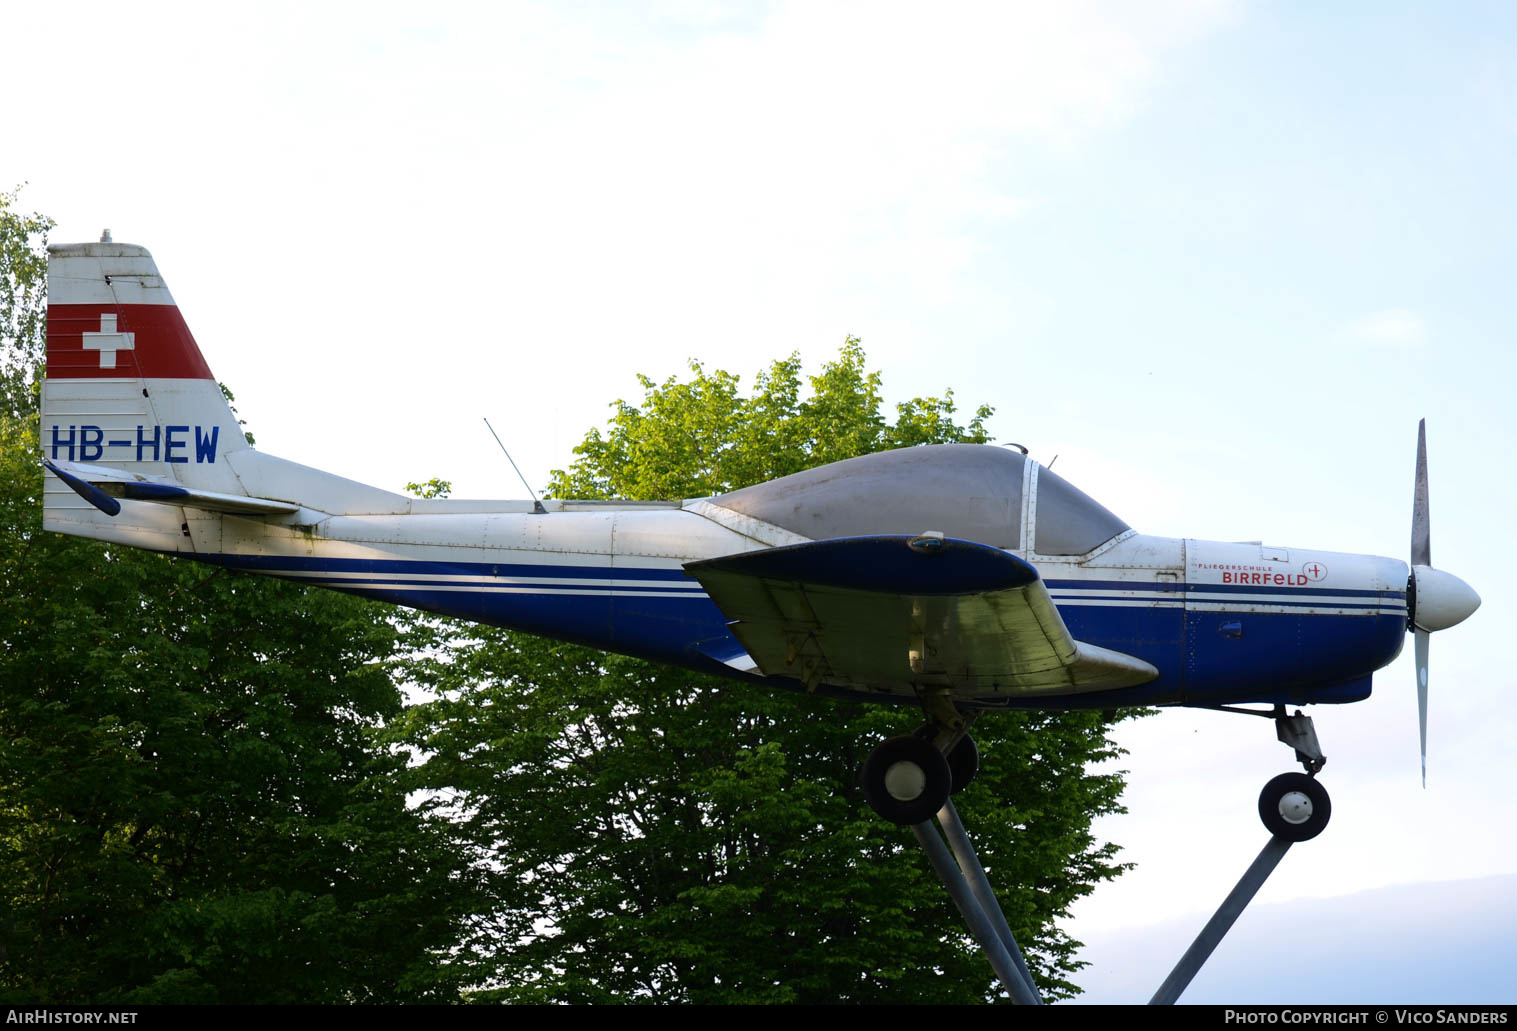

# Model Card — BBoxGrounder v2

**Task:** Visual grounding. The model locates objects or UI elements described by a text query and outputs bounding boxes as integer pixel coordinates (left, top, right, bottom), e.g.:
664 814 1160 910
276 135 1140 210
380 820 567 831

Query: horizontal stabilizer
43 458 302 517
687 535 1157 697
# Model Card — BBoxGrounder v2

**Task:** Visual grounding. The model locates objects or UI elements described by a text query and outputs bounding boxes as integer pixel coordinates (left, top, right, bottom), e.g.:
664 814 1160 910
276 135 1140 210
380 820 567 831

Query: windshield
1033 465 1128 555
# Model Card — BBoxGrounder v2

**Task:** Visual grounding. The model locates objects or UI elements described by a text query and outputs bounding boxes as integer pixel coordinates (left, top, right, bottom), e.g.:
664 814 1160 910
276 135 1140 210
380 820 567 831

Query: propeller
1407 419 1481 787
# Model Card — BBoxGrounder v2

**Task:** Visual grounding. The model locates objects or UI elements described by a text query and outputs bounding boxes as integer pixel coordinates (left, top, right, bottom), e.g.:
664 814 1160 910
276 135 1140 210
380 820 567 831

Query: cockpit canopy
708 443 1128 556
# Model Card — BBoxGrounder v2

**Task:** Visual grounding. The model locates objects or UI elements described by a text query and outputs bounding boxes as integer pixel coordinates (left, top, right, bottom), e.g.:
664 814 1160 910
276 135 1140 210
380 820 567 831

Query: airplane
39 237 1481 835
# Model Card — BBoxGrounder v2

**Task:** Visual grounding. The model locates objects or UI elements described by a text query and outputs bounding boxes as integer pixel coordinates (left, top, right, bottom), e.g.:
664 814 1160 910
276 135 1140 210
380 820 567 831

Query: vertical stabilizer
42 242 249 493
42 241 252 548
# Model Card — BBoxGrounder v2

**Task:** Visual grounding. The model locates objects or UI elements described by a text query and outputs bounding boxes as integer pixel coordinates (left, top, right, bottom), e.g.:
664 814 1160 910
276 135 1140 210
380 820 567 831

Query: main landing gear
856 694 1042 1005
859 693 979 826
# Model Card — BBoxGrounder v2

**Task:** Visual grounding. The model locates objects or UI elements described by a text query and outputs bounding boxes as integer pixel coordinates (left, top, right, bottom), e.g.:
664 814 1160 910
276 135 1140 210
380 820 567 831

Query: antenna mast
484 417 547 514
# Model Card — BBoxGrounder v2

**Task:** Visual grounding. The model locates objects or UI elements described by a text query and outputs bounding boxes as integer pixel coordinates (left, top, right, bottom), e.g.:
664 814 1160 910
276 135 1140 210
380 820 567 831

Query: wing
685 535 1157 697
43 457 301 517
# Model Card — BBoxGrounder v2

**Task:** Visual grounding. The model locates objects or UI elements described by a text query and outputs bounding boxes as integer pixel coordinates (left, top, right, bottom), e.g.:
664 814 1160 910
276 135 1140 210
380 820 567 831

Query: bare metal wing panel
686 536 1157 696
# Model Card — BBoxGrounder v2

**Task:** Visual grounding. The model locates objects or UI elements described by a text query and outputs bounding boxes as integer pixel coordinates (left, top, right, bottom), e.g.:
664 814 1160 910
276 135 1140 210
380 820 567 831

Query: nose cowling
1411 565 1481 633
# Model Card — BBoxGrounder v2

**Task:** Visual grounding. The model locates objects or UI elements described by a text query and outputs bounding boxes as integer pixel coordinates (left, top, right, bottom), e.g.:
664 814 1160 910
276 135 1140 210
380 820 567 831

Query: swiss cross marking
81 313 135 369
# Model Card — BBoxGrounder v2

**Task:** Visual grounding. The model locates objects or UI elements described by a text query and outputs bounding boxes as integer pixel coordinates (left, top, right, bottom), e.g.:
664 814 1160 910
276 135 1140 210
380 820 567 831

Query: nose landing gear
1212 703 1334 839
1260 705 1331 839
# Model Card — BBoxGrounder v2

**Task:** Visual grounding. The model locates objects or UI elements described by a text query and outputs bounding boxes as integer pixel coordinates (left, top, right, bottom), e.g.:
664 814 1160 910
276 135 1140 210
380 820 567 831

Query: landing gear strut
1275 705 1326 775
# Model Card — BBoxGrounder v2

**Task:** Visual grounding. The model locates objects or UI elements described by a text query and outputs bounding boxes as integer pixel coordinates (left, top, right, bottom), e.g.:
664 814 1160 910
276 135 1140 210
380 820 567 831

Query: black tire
861 735 952 825
947 734 979 794
1258 772 1331 842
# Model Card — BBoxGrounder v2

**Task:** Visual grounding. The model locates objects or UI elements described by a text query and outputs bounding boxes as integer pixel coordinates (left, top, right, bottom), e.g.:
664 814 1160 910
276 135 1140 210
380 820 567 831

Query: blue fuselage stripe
192 553 1406 709
200 554 1400 601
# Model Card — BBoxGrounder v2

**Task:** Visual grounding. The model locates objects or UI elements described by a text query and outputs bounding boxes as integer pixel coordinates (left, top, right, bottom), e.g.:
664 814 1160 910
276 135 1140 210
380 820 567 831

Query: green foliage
405 477 453 499
216 383 255 447
398 346 1130 1002
548 337 992 500
0 186 52 421
0 211 481 1003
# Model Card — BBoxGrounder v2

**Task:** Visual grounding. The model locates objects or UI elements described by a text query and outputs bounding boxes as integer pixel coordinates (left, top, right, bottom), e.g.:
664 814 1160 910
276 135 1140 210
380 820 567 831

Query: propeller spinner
1407 419 1481 786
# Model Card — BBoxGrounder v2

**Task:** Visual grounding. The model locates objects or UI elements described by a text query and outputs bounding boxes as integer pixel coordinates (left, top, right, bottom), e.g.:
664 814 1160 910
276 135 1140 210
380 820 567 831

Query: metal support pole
911 819 1043 1005
1149 835 1294 1005
935 798 1042 1002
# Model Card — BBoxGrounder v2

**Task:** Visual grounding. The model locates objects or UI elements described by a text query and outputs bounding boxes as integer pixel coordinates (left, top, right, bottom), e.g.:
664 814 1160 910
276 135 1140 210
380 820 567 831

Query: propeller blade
1411 419 1430 568
1415 628 1429 788
1406 420 1478 787
1412 420 1430 788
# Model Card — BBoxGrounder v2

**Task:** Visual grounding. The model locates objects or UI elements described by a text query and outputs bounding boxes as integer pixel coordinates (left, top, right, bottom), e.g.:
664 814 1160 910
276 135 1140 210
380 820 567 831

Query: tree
0 193 484 1003
0 186 50 420
395 343 1132 1002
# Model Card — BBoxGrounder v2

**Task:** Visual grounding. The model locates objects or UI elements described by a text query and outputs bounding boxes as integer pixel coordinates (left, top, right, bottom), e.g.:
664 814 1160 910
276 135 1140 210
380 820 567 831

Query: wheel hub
884 760 926 802
1277 790 1314 825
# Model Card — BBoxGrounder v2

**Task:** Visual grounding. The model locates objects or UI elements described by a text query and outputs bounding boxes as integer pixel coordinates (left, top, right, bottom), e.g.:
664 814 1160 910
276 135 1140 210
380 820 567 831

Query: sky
9 0 1516 1004
1072 875 1517 1005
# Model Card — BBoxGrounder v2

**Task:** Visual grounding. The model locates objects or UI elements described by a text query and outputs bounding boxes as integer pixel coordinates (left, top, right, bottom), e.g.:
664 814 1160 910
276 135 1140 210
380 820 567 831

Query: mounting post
1149 835 1294 1005
911 803 1042 1004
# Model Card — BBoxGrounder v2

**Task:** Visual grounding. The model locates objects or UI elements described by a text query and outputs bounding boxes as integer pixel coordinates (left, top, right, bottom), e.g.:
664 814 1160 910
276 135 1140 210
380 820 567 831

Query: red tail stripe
47 304 214 380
